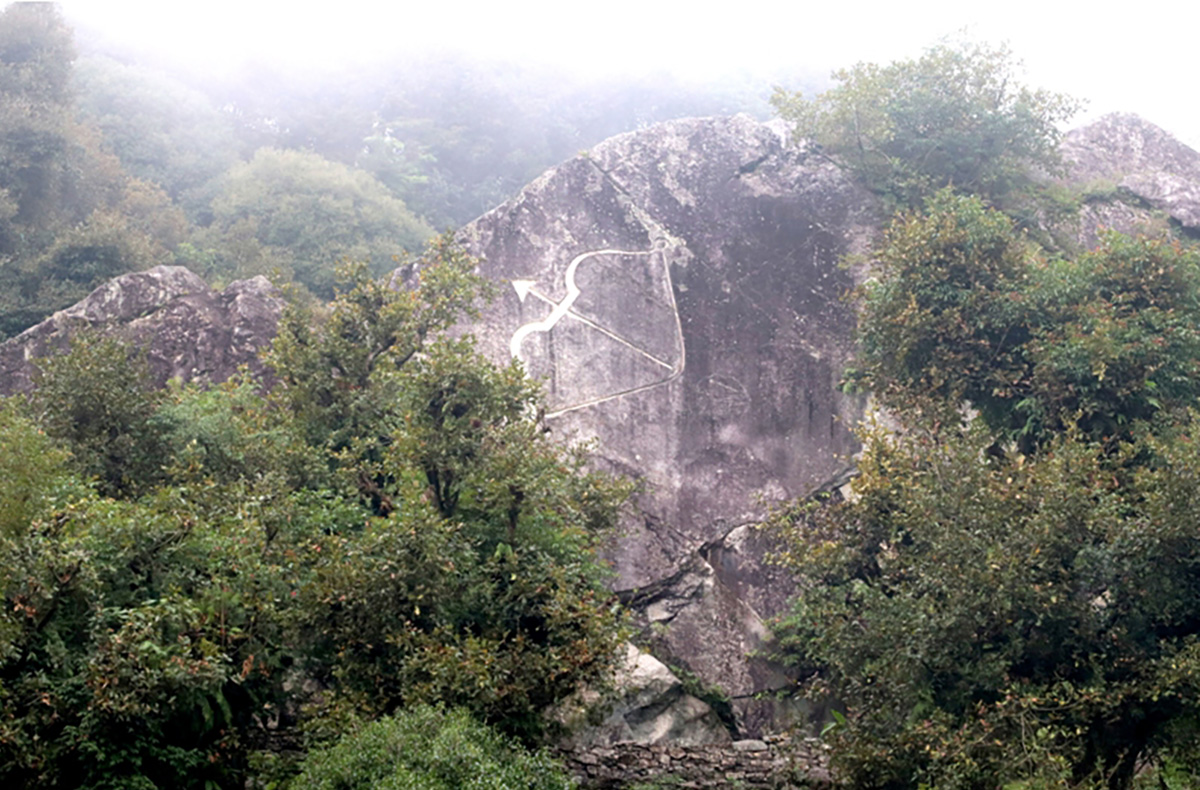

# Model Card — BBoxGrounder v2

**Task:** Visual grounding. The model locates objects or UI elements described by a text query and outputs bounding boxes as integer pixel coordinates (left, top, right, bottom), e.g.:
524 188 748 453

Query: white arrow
509 250 676 372
512 280 537 303
509 251 593 359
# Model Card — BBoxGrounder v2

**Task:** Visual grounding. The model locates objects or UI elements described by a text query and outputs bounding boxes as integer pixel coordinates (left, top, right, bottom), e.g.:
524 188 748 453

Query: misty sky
58 0 1200 150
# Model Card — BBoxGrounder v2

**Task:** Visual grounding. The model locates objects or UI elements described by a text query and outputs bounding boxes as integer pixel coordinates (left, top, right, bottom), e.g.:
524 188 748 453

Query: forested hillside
769 43 1200 790
0 2 786 340
8 2 1200 788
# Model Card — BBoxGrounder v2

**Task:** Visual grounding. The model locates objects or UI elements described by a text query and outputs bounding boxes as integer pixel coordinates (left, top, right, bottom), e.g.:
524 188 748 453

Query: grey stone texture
557 644 732 749
1057 112 1200 248
449 114 877 735
8 112 1200 745
1062 112 1200 229
558 735 830 788
0 266 282 395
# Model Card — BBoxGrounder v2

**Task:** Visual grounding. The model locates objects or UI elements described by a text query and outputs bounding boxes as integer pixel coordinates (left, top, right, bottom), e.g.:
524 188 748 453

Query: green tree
297 337 629 741
1 235 629 786
203 147 432 297
29 332 170 498
0 467 336 789
72 55 241 214
772 41 1079 210
268 239 628 741
772 194 1200 787
1 373 345 788
851 190 1200 451
0 397 77 537
0 0 76 245
293 705 575 789
771 420 1200 789
0 6 192 339
266 233 490 507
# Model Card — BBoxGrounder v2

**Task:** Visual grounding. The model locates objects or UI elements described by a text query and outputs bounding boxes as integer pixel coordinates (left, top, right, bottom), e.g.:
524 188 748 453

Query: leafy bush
1 230 628 788
0 398 79 536
273 242 629 741
30 332 170 497
852 190 1200 451
292 705 575 789
772 41 1079 211
770 421 1200 788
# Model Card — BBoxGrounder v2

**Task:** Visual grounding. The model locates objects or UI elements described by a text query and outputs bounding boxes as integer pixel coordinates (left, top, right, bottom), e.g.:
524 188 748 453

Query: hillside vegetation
5 4 1200 788
771 42 1200 790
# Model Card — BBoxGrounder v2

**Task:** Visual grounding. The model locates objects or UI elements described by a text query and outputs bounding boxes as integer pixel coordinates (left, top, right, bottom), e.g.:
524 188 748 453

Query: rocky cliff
441 111 1200 736
5 111 1200 741
1059 113 1200 248
443 114 877 734
0 267 282 395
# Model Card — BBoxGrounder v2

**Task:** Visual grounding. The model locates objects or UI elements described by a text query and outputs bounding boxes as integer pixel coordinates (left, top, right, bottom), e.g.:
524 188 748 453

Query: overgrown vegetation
0 238 629 788
770 192 1200 789
10 3 1200 788
0 3 184 338
772 41 1080 213
850 190 1200 452
293 705 575 789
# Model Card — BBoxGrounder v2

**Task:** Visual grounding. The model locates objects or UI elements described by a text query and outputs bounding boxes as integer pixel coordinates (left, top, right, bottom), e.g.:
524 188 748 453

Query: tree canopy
772 419 1200 789
851 190 1200 451
771 188 1200 789
0 239 629 788
203 148 432 297
772 42 1080 211
72 55 241 213
0 5 187 339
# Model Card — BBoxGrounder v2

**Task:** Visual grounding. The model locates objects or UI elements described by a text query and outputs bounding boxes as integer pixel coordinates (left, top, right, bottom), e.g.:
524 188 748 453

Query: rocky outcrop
442 114 877 734
1060 113 1200 247
0 266 282 394
12 112 1200 745
558 644 732 749
456 113 1200 737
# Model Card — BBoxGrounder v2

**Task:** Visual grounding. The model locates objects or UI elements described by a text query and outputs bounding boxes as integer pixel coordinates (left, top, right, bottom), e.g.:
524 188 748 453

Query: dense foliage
16 5 1200 788
772 180 1200 788
72 55 241 213
201 148 432 297
270 249 630 738
294 705 575 789
0 4 182 339
0 239 629 788
772 42 1079 211
852 190 1200 451
772 422 1200 788
29 332 169 497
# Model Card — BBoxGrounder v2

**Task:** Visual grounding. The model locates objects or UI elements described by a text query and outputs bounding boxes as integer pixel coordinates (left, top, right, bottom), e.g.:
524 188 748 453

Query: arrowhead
512 279 537 303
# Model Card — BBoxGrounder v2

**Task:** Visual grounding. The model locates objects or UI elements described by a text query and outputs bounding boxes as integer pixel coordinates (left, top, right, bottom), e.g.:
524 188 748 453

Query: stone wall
560 736 831 788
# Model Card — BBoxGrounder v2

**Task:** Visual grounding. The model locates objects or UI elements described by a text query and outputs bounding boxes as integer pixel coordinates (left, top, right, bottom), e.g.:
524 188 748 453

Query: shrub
292 705 575 789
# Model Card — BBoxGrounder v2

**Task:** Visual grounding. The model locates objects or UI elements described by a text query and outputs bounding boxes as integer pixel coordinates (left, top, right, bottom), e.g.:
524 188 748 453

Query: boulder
0 266 283 394
1060 113 1200 247
559 643 732 748
441 114 877 733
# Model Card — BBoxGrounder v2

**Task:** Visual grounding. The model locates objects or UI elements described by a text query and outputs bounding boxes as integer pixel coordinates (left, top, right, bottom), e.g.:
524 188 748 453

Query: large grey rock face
1061 113 1200 246
18 113 1196 741
442 115 877 733
0 266 282 394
